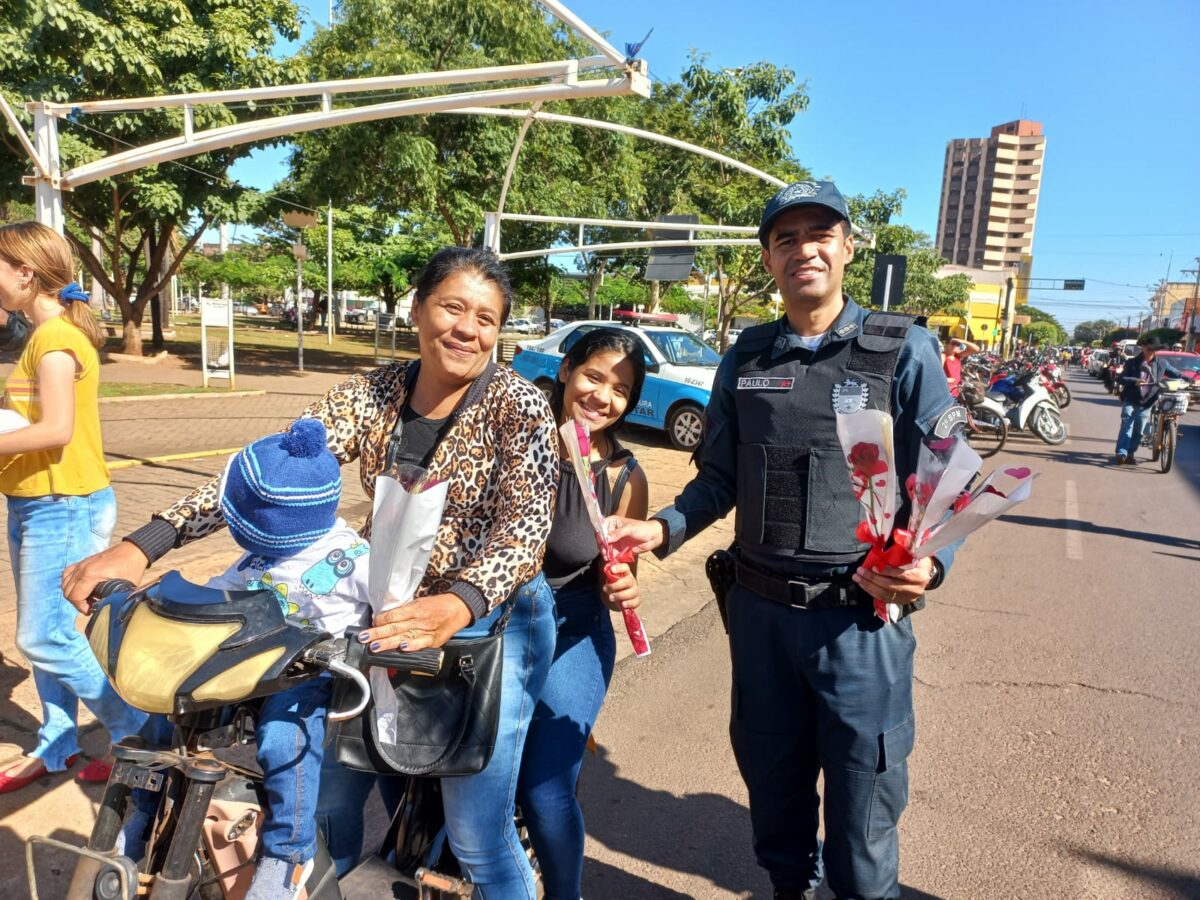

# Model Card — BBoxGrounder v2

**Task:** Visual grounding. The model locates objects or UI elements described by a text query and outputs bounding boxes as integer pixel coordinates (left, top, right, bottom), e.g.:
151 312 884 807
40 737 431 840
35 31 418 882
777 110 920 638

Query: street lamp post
282 210 319 371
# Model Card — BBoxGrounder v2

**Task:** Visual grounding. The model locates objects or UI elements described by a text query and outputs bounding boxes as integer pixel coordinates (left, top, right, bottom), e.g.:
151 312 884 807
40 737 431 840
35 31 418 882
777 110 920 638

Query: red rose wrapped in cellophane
836 410 905 622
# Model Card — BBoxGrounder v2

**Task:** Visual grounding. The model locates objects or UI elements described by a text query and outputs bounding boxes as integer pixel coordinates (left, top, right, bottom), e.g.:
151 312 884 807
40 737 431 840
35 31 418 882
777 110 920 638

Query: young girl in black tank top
516 328 650 900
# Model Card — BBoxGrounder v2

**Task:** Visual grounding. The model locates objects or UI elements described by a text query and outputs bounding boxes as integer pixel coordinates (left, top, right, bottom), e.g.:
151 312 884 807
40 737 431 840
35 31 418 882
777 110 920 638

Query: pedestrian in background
941 335 979 398
608 181 962 900
1113 334 1181 465
0 221 145 793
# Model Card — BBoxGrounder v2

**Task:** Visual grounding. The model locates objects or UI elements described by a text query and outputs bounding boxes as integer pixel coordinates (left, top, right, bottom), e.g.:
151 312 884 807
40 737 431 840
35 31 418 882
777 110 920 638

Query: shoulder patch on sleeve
932 404 969 438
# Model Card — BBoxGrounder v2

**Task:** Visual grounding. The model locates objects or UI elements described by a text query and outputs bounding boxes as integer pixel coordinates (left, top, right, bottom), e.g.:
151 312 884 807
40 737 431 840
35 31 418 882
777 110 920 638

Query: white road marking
1064 479 1083 560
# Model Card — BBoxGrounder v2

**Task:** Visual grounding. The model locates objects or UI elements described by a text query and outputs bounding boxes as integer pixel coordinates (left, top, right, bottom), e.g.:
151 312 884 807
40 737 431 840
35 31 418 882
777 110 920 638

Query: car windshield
644 330 722 367
1162 354 1200 374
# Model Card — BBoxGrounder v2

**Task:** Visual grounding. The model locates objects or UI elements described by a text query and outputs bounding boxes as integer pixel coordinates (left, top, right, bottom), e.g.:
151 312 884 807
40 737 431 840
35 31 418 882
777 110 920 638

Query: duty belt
734 555 868 611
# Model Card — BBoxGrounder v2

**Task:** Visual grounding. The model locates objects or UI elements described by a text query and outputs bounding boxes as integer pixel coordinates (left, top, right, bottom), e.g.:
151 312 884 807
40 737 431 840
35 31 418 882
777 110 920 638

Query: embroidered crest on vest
831 377 869 413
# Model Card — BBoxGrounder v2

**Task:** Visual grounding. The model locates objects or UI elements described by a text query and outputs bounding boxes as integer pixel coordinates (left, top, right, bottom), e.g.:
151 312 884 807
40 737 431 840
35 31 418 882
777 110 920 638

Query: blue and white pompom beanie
219 418 342 559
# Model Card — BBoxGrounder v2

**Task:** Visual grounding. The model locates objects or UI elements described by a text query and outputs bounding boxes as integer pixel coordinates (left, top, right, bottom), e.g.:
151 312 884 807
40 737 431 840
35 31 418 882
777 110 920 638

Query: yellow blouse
0 316 109 497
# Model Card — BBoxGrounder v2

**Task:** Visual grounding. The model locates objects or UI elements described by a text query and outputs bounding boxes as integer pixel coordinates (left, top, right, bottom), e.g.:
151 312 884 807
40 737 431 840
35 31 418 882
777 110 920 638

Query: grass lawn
162 317 418 370
0 377 228 398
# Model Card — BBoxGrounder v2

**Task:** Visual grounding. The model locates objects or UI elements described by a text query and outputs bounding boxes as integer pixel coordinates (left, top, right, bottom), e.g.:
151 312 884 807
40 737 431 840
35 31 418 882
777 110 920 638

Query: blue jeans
1115 402 1148 457
255 677 332 863
6 488 146 769
124 681 330 871
516 580 615 900
727 584 916 900
316 573 556 898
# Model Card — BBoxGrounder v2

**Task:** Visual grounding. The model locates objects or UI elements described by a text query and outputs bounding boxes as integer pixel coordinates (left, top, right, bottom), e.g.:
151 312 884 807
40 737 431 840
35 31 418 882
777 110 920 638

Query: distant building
1149 280 1197 329
936 120 1046 271
928 264 1011 349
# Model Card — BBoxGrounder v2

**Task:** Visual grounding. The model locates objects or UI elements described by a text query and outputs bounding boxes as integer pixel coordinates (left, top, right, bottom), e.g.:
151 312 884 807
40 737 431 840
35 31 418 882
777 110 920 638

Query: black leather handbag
332 610 508 777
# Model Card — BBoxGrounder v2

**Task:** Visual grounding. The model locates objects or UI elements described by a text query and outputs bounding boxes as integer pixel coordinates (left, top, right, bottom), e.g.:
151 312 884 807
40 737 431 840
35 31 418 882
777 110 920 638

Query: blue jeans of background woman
516 580 616 900
316 573 555 899
6 488 146 770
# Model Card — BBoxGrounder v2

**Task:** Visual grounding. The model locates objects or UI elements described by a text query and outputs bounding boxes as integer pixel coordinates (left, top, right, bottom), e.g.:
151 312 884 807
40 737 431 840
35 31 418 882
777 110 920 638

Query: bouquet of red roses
837 410 1035 623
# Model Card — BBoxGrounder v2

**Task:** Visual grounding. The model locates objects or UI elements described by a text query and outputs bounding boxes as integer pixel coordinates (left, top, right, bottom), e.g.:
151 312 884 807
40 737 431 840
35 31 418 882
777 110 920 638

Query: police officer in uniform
608 181 963 900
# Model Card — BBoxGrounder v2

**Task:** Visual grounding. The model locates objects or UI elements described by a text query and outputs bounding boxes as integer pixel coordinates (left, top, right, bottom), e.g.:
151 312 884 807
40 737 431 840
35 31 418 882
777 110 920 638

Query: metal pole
483 212 501 252
200 304 209 389
882 264 894 312
327 200 334 346
296 253 305 372
31 106 64 233
227 296 236 391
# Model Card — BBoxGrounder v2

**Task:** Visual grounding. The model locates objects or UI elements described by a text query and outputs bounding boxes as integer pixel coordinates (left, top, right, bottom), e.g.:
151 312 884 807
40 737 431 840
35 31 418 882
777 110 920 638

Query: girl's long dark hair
550 327 646 441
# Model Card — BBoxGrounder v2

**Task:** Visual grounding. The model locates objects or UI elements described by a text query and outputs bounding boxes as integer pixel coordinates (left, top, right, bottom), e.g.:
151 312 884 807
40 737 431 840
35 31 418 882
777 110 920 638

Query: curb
99 389 266 404
108 447 244 471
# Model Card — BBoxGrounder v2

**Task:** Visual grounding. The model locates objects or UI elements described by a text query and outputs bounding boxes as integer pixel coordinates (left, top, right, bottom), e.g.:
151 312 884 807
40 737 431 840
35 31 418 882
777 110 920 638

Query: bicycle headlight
1160 398 1176 413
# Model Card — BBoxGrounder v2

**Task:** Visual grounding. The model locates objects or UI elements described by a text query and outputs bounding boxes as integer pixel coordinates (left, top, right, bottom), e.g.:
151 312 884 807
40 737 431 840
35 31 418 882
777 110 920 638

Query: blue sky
226 0 1200 333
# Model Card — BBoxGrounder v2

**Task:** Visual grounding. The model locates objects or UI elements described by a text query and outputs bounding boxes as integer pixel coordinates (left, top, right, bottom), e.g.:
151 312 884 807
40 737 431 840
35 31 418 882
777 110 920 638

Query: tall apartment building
936 120 1045 271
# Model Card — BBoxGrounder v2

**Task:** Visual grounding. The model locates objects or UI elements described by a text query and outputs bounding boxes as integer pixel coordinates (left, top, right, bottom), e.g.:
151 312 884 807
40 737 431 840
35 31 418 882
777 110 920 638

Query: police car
511 320 720 450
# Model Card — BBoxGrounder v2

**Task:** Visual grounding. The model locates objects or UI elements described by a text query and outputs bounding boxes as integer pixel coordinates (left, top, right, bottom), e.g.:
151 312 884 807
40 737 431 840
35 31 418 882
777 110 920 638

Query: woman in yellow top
0 222 144 793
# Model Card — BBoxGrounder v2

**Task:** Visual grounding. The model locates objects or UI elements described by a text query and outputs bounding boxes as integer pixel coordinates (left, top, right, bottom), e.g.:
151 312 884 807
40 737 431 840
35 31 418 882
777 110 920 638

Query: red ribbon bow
856 524 915 621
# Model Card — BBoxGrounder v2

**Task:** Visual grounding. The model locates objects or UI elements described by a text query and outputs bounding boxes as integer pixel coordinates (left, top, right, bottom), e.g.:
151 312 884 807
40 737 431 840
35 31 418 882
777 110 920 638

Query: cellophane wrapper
836 410 902 623
559 420 651 658
367 463 449 743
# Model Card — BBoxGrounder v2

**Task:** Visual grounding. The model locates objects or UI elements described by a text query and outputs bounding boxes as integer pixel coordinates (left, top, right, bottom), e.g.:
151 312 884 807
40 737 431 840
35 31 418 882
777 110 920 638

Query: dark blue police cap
758 180 851 245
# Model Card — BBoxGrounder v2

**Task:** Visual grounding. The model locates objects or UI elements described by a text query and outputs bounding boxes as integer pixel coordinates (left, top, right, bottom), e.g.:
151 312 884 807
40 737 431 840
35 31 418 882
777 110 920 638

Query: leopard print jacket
156 362 558 618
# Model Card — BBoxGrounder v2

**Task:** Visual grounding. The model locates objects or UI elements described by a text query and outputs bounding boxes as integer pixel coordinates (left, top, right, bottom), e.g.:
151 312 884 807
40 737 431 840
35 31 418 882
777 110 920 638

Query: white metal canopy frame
471 106 785 261
0 0 648 234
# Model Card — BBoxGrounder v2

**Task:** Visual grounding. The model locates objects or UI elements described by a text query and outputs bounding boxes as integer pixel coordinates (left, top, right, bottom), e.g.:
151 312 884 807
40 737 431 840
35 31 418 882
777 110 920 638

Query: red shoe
75 758 114 784
0 752 80 794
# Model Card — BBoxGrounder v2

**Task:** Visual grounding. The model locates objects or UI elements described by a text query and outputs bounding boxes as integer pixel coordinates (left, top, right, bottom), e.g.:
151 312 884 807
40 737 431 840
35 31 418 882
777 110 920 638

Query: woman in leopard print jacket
63 248 558 898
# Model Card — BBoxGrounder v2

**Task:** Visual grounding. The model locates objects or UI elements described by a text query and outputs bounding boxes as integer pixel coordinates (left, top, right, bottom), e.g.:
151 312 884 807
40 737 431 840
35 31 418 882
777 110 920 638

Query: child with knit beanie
121 418 374 899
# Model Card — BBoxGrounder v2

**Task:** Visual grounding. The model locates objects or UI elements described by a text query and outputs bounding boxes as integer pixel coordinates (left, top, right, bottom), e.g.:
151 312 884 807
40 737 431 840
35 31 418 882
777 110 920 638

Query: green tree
1073 319 1117 345
286 0 641 252
0 0 303 354
1016 304 1066 344
1102 327 1139 344
842 195 970 317
1022 321 1060 346
639 54 809 350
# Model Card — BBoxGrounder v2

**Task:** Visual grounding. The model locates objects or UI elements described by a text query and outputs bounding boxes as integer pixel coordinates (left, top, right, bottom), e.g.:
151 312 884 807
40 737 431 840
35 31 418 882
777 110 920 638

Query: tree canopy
0 0 304 353
843 190 970 316
1073 319 1119 345
1 1 959 361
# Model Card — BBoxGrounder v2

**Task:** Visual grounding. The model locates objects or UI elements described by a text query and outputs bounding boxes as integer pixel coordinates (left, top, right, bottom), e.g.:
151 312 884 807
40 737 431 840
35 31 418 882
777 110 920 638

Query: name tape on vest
737 376 795 391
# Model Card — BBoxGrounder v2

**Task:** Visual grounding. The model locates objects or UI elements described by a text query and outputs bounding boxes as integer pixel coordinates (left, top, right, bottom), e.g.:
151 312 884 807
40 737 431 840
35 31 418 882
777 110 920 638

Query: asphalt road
581 367 1200 899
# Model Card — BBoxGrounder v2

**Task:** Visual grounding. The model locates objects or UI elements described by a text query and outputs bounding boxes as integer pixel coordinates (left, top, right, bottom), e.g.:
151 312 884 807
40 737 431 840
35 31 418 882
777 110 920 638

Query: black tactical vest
732 311 914 566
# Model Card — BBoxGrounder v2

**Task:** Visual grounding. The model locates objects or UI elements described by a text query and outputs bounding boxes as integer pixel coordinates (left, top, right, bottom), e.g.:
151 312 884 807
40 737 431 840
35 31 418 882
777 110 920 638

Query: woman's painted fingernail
369 641 382 651
399 641 409 651
357 631 371 643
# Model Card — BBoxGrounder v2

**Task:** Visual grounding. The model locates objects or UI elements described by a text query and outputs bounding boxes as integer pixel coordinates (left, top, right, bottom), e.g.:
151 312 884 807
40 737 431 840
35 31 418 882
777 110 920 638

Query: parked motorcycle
25 573 481 900
1040 362 1070 408
973 370 1067 445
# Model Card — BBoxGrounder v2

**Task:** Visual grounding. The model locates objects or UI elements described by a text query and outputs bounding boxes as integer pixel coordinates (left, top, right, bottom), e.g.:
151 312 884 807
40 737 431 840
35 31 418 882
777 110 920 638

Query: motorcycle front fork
66 744 225 900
